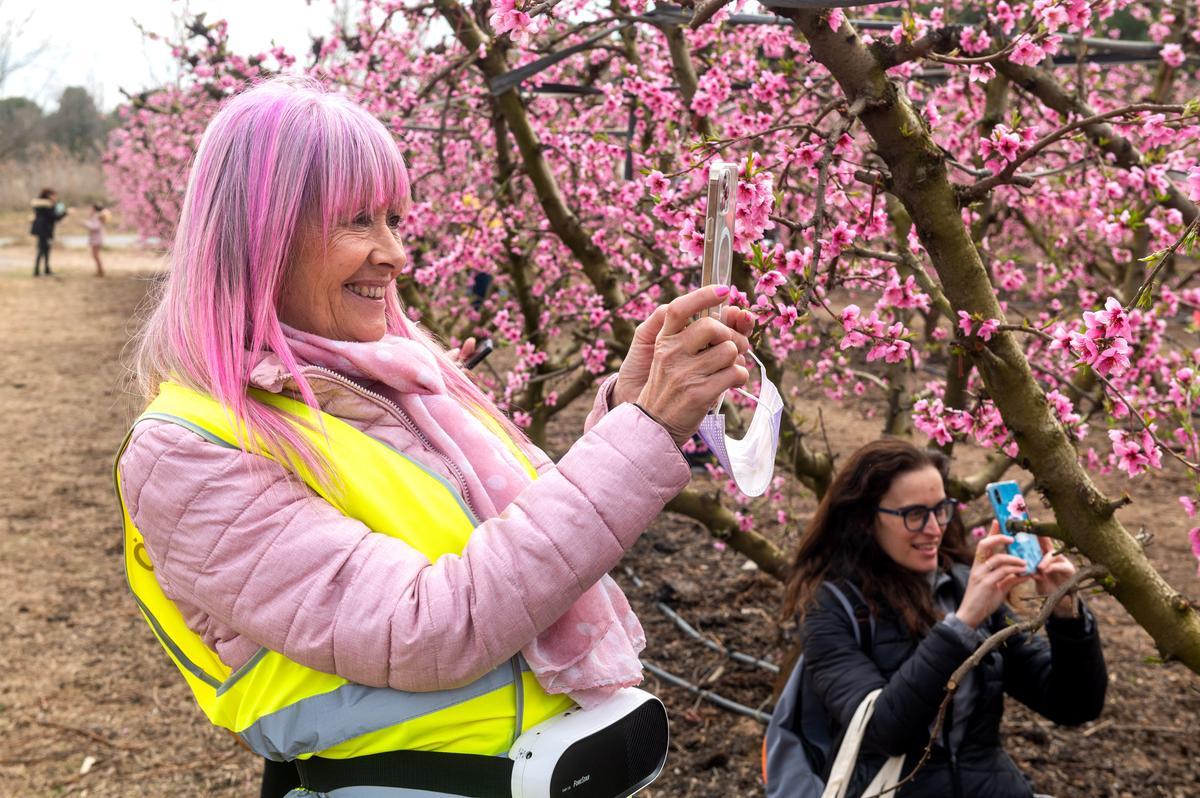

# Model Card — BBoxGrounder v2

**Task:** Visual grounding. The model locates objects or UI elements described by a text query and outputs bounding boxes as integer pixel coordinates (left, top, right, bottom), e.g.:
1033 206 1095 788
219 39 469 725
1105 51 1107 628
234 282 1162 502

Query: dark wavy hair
781 439 971 638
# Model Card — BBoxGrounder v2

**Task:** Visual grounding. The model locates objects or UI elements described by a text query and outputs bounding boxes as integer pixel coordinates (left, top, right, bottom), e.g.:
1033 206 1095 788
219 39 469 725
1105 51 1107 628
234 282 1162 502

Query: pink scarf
279 325 644 708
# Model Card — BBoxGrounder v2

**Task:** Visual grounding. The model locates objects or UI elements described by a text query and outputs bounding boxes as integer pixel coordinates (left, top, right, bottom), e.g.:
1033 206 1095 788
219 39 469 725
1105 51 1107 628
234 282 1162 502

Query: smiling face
874 465 947 574
278 208 408 342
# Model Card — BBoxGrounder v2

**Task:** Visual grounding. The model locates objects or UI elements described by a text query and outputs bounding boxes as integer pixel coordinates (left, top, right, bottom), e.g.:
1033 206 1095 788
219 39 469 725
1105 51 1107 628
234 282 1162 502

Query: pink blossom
1008 37 1046 67
489 0 531 36
969 63 996 83
1091 297 1133 340
1182 496 1197 518
840 330 868 349
977 319 999 341
773 304 799 329
840 304 861 330
645 170 670 195
1187 167 1200 203
1161 44 1186 68
1007 494 1028 518
756 270 786 297
1093 337 1131 377
957 311 974 336
1108 429 1150 477
1065 0 1091 27
991 1 1016 34
828 220 854 251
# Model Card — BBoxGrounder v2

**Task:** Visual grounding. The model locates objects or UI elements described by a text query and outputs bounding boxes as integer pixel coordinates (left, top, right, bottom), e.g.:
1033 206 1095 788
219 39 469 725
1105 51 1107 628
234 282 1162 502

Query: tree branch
996 59 1199 224
664 487 790 581
434 0 637 348
773 2 1200 674
961 103 1191 203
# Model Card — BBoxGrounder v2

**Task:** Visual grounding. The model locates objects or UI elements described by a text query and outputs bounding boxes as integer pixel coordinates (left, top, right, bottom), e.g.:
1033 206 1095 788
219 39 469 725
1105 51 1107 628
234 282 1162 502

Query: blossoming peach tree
106 0 1200 672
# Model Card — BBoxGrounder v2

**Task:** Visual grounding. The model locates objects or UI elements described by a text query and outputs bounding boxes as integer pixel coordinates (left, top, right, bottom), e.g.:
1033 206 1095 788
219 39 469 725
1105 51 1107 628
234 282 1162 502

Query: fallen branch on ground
642 660 771 724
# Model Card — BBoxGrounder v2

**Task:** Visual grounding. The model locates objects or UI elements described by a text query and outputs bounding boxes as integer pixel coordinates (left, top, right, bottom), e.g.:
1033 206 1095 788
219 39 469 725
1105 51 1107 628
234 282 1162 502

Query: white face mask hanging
695 351 784 497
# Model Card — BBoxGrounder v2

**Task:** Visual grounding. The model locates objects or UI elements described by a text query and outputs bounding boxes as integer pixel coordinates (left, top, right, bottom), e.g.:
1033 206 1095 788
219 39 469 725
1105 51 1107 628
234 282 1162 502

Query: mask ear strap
732 350 765 405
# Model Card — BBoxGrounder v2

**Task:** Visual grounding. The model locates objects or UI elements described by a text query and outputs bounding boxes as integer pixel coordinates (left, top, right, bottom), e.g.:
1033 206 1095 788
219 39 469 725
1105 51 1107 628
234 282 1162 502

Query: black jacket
30 198 66 239
801 564 1106 798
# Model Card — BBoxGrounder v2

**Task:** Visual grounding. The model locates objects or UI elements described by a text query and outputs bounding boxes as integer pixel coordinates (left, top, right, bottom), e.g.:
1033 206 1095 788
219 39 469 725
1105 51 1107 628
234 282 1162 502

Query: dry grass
0 151 109 212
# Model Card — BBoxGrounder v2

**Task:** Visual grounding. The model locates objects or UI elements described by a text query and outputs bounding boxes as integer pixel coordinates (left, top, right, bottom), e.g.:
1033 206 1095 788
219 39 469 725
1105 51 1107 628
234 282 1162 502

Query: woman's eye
388 214 402 229
352 213 373 227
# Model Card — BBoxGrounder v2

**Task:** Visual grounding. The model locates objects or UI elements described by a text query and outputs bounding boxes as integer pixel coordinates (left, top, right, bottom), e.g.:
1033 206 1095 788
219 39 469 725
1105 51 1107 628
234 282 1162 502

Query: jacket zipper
943 698 962 798
301 366 480 521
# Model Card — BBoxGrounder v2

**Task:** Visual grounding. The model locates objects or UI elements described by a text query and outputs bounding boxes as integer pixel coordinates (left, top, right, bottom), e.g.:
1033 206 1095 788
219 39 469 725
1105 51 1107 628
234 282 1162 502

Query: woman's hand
612 293 754 408
957 522 1034 629
449 337 477 366
635 286 751 446
1033 537 1079 619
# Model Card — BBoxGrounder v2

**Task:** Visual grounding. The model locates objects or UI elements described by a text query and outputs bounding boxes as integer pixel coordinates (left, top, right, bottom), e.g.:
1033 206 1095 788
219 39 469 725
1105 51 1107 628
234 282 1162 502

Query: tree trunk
775 5 1200 671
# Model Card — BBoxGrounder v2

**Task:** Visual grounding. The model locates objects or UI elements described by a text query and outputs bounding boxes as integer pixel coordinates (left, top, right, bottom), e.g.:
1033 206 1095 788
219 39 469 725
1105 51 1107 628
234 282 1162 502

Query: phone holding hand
985 480 1043 574
464 337 495 370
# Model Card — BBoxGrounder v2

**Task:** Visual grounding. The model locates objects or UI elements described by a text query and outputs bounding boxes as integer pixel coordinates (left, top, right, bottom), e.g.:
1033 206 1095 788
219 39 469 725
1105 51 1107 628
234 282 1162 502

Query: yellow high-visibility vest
114 380 573 761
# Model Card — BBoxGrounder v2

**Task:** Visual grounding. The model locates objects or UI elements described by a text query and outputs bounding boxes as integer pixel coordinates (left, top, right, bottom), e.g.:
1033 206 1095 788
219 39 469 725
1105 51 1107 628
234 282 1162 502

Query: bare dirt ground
1 250 1198 797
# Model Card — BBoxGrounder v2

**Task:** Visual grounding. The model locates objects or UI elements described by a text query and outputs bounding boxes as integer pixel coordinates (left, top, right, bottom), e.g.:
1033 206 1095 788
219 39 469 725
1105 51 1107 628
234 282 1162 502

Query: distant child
30 188 68 277
83 204 111 277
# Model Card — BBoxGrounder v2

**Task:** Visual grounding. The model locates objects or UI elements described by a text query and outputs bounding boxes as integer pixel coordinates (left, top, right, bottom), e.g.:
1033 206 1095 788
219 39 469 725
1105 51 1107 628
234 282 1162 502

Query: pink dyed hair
135 76 528 479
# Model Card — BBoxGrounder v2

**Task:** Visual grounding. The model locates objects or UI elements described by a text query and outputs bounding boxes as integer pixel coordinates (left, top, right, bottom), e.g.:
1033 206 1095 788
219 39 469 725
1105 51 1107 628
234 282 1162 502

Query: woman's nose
370 226 408 274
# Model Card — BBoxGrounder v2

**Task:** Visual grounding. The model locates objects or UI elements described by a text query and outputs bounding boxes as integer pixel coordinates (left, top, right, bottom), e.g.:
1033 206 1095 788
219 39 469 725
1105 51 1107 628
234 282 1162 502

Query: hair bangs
307 99 411 238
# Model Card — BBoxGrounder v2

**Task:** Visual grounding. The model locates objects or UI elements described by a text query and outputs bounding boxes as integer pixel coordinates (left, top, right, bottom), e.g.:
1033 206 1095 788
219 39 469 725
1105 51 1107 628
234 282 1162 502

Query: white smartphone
701 162 738 318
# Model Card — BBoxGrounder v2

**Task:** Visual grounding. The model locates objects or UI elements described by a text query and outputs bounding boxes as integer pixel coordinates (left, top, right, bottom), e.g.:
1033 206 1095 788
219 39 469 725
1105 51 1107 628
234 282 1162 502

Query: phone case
985 480 1043 574
701 162 738 318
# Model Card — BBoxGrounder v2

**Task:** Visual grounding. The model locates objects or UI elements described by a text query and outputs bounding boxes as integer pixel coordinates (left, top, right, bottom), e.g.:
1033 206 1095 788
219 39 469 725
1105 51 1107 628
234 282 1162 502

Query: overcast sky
3 0 338 111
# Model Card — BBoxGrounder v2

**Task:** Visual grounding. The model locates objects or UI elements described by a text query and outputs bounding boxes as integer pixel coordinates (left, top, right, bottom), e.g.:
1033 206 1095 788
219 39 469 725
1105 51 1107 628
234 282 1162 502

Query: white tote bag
820 689 906 798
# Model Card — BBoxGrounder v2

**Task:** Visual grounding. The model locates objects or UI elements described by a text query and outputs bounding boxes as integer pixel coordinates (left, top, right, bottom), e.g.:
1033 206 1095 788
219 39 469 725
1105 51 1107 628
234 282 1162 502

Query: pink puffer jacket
117 362 690 693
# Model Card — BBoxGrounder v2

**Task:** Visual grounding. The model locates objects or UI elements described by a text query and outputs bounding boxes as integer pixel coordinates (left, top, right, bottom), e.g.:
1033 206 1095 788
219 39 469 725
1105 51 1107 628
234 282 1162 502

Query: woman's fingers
984 554 1028 572
996 571 1033 593
457 337 476 365
975 534 1013 560
635 304 670 343
679 316 750 355
722 306 757 337
693 339 742 375
661 286 730 336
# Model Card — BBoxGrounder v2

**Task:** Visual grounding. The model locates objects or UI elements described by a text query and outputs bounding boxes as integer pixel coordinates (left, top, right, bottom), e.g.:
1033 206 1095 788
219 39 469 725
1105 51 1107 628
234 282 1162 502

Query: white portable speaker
508 688 669 798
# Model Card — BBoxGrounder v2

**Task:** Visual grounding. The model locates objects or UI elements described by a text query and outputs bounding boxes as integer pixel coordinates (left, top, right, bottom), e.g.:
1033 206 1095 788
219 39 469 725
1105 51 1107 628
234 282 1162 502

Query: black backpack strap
823 581 874 654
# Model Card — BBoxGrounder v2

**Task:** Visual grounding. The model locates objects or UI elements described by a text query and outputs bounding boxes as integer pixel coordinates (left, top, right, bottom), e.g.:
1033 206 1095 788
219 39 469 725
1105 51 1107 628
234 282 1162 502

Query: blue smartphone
985 480 1043 574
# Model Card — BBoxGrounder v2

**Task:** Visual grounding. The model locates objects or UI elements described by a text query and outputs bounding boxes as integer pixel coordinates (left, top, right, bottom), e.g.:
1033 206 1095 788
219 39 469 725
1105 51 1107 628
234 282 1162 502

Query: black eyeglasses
877 498 959 532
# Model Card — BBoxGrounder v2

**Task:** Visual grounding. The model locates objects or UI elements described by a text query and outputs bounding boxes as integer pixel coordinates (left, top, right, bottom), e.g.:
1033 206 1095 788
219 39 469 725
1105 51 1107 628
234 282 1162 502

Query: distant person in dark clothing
30 188 68 277
780 440 1106 798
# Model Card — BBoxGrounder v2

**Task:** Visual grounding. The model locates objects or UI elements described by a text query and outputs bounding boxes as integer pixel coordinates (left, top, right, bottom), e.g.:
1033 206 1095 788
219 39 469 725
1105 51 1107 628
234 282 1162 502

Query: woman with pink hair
115 77 753 797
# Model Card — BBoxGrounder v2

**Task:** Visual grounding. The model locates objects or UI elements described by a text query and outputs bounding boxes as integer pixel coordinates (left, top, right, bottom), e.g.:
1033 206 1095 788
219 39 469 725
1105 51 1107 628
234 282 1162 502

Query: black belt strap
294 750 514 797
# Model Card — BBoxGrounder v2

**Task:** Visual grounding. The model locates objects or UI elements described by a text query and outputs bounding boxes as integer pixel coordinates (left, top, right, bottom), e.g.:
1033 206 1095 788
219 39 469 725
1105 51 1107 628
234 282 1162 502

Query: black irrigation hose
656 601 782 674
622 566 779 674
619 564 777 724
643 661 773 724
621 565 779 723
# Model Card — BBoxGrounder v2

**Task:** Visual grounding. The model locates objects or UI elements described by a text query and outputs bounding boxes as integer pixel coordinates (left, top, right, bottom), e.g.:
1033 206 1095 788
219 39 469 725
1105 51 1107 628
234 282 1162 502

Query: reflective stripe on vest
115 381 573 760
